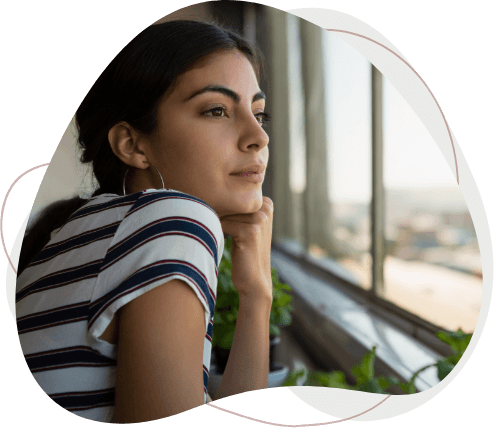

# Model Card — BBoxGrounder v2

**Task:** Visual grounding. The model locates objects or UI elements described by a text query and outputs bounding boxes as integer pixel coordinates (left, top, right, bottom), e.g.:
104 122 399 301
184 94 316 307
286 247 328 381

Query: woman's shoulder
83 189 224 260
133 188 219 218
131 189 224 254
123 189 220 229
90 188 216 212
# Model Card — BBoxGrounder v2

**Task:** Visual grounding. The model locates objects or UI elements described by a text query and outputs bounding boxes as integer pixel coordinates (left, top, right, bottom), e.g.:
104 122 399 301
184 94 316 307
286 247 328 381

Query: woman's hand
219 196 274 301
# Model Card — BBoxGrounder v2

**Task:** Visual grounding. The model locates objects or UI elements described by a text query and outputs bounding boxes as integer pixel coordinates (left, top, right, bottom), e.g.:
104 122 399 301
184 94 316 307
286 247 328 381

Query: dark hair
17 18 266 277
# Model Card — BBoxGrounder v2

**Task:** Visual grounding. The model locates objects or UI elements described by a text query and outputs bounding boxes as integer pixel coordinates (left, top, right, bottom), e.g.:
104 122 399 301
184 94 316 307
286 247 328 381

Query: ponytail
17 196 89 277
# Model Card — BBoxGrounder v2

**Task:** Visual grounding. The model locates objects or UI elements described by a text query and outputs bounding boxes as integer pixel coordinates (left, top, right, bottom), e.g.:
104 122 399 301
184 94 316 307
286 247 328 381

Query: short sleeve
87 189 224 359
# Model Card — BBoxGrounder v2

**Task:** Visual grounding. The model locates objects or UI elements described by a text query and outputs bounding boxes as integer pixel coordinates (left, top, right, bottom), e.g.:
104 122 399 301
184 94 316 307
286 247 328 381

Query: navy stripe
16 260 103 303
30 222 119 266
127 190 218 220
206 320 214 342
127 192 220 260
88 260 215 329
50 388 115 411
25 346 115 373
203 366 209 389
17 301 90 334
65 193 142 225
103 217 219 270
18 191 217 408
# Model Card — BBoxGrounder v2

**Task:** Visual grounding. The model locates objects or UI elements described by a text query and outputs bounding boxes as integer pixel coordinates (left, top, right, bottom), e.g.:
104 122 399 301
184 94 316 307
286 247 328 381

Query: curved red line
207 395 391 428
0 163 50 275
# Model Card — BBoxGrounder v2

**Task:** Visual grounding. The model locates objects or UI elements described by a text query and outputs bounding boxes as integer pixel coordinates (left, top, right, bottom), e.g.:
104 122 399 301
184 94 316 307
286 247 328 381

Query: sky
286 15 461 205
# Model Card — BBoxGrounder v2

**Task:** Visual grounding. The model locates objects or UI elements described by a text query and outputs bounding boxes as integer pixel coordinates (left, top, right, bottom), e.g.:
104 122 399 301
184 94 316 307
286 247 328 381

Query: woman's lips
231 172 264 183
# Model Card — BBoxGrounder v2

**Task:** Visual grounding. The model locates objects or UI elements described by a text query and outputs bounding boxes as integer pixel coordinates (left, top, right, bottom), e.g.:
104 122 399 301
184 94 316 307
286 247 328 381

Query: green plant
212 236 294 350
282 328 473 394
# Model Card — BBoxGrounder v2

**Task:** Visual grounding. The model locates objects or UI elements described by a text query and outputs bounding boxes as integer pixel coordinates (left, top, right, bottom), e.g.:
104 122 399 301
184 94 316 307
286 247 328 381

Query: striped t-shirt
15 188 224 422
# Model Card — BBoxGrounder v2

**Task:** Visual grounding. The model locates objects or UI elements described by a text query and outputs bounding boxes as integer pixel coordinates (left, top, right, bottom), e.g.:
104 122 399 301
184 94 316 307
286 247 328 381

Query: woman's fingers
219 196 274 300
262 196 273 210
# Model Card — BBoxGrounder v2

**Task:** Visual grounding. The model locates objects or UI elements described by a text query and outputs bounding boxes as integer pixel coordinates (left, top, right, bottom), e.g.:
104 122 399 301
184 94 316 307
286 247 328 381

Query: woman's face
145 49 269 218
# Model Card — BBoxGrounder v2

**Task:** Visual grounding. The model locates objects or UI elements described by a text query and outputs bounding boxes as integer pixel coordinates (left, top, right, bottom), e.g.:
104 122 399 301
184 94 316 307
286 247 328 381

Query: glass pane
383 78 482 333
288 14 306 248
317 32 372 289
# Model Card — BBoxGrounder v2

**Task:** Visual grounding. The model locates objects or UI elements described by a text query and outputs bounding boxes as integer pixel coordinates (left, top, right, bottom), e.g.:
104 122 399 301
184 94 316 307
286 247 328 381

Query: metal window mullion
371 65 385 296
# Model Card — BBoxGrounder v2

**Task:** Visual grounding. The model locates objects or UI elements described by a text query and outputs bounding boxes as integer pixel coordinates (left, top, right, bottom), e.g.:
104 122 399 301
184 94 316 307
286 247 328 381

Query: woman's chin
231 197 263 215
249 195 265 212
215 191 264 217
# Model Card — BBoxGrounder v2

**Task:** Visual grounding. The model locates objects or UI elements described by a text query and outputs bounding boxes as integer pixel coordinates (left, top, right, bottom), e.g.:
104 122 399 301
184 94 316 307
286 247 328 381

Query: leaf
318 371 351 389
272 288 283 301
359 378 383 394
282 367 308 386
351 366 365 384
278 294 292 306
353 346 376 383
212 312 223 325
444 353 462 365
225 312 236 323
398 381 417 394
437 359 455 381
269 324 280 336
398 383 417 394
277 310 292 327
215 293 231 309
217 273 232 293
279 282 291 291
376 375 400 392
436 329 472 354
218 330 235 349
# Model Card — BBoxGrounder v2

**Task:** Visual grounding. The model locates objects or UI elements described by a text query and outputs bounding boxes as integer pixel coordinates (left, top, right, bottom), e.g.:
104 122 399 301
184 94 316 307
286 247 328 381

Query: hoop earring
123 163 165 196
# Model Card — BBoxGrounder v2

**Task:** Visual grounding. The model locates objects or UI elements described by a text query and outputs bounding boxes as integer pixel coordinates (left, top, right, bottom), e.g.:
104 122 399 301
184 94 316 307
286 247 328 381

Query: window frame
256 7 461 357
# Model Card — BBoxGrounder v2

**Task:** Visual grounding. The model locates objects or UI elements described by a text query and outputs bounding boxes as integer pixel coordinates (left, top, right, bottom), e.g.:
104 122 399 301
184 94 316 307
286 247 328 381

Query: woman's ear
108 122 133 161
108 122 150 169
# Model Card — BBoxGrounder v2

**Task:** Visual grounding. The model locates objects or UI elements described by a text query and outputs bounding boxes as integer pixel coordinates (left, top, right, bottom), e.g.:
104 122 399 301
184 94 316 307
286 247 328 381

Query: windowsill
271 244 448 393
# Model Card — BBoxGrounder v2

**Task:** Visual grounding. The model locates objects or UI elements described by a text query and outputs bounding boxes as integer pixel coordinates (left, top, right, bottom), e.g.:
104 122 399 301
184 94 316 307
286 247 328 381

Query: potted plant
208 236 294 397
282 328 473 394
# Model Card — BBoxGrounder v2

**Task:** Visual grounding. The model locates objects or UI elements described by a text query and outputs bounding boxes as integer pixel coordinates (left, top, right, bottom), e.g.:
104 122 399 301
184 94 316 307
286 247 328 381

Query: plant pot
269 335 281 371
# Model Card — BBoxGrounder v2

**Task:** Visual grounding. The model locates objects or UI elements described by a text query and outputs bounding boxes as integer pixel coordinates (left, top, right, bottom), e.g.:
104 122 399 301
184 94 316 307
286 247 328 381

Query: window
272 16 482 335
382 77 482 333
323 31 372 290
275 26 374 287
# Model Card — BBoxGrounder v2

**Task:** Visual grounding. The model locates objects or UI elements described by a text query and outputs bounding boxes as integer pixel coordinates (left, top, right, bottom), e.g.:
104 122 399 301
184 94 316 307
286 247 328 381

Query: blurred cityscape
305 186 482 334
333 187 480 275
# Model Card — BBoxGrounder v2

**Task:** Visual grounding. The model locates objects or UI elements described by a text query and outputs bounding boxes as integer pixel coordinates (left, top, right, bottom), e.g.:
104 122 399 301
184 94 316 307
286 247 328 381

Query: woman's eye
202 108 271 127
203 107 227 117
256 111 271 126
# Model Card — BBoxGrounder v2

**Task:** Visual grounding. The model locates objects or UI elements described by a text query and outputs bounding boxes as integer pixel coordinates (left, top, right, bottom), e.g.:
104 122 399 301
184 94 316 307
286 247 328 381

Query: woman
16 19 273 423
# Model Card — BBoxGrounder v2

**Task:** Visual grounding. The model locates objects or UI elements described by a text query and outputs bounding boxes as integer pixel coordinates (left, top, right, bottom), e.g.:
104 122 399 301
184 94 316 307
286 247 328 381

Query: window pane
319 32 372 289
288 14 306 248
383 78 482 333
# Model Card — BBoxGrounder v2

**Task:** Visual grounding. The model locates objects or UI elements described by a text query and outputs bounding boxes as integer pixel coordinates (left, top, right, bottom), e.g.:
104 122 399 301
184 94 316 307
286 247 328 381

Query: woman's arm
113 279 207 423
215 196 274 401
212 293 272 400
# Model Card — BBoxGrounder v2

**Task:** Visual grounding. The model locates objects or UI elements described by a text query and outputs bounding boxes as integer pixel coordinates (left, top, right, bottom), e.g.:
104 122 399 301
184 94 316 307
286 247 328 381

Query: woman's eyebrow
184 84 266 104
